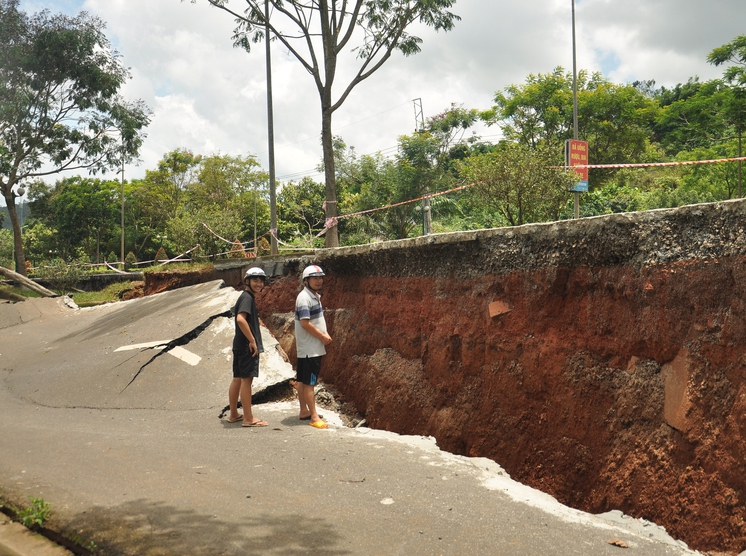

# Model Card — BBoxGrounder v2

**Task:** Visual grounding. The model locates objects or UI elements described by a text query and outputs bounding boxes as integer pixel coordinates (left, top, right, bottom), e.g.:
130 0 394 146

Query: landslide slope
258 200 746 554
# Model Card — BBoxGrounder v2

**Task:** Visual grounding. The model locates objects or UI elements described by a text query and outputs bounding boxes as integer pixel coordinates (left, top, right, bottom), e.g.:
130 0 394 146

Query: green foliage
488 67 660 186
28 176 120 262
332 106 483 243
337 148 420 240
188 154 266 210
654 79 731 155
277 176 326 242
72 280 136 307
34 258 84 294
124 251 138 270
488 67 576 147
159 153 270 258
0 228 12 268
126 149 201 260
573 183 645 218
11 497 51 529
0 0 150 274
167 208 244 261
459 144 577 226
708 35 746 87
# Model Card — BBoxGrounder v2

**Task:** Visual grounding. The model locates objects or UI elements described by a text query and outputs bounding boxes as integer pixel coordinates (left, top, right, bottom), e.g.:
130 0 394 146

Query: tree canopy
486 68 660 186
0 0 150 274
199 0 460 247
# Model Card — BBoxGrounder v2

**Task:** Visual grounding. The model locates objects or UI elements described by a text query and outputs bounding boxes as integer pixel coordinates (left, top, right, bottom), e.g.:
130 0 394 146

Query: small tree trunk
3 188 27 277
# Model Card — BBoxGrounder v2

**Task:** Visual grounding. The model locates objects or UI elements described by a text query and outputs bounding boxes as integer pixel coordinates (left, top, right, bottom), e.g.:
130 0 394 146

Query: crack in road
119 310 231 393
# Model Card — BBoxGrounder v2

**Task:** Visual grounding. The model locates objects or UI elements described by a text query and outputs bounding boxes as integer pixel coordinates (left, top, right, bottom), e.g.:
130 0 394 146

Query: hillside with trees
2 0 745 275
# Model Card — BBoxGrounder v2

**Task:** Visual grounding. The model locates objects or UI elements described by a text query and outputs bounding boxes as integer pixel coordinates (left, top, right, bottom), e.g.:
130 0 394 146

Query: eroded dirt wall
257 200 746 554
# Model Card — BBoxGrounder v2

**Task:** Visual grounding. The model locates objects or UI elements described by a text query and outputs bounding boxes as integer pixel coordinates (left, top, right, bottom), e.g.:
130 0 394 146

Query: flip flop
299 415 323 421
309 420 328 429
243 420 269 427
225 415 243 423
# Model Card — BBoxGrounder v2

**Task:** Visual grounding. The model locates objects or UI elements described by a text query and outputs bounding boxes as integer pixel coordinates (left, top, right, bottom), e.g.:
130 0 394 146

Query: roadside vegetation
0 494 97 553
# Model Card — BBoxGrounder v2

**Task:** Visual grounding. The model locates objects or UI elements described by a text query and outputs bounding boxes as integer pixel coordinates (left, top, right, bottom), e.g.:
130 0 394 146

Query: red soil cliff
252 200 746 553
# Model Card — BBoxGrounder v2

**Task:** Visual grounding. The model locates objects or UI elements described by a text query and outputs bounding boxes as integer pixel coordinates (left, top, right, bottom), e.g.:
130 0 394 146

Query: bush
228 239 247 258
11 497 51 529
35 258 84 295
154 247 168 264
124 251 138 270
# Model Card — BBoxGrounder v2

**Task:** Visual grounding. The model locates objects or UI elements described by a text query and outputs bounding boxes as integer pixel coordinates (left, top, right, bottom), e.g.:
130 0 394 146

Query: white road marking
115 341 202 366
168 346 202 366
115 341 168 351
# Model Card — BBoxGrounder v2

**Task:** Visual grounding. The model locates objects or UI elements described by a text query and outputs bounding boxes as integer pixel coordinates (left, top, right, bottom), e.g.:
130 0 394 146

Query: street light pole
572 0 580 219
265 0 278 255
120 149 125 268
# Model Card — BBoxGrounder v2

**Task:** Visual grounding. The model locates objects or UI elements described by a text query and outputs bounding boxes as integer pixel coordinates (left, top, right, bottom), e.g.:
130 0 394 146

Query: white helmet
302 264 325 280
244 267 267 281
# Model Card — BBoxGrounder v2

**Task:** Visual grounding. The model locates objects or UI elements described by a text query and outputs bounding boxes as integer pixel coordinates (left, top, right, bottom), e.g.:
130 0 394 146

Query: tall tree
654 79 731 156
198 0 459 247
0 0 150 275
277 176 326 241
708 36 746 87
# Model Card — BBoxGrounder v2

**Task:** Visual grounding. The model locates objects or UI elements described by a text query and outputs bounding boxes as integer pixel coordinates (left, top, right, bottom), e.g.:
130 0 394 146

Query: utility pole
572 0 580 219
413 98 431 235
265 0 278 254
120 149 125 268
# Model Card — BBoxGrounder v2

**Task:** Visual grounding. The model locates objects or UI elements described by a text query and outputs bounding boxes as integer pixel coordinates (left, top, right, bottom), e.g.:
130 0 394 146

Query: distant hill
1 202 28 229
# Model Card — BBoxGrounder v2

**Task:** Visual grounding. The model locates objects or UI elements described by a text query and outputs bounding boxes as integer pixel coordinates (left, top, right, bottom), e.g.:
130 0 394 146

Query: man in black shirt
226 267 269 427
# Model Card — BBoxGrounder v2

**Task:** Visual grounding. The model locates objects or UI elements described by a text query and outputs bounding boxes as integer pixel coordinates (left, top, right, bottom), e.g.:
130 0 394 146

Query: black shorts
233 351 260 378
296 356 322 386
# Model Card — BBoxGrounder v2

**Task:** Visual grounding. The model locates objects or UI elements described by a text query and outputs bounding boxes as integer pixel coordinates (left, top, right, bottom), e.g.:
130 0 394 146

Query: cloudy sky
16 0 746 186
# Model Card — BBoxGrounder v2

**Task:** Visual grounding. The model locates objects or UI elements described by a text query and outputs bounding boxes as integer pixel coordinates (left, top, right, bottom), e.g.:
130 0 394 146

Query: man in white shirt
294 264 332 429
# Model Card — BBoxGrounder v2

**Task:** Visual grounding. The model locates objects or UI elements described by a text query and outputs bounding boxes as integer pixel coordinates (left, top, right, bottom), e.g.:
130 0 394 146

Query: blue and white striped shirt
294 286 327 357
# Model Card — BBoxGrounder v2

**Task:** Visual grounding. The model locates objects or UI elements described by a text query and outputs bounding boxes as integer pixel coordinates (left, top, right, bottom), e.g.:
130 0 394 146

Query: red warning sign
565 139 589 191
